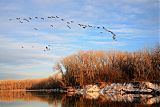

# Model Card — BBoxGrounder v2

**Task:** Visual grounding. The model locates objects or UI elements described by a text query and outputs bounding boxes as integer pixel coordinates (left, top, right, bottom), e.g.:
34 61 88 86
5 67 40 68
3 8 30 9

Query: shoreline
1 81 160 96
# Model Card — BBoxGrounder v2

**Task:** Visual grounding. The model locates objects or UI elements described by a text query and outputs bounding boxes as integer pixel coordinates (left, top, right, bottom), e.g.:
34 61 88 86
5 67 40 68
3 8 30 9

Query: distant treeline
56 45 160 87
0 73 64 90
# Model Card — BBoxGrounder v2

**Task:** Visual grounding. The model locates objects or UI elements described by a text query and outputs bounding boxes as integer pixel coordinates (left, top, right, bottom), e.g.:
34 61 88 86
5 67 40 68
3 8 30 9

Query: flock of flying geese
21 45 51 52
9 15 117 51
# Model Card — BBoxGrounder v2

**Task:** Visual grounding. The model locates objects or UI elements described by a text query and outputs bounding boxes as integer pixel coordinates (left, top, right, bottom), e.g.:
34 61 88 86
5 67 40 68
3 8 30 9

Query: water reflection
0 91 159 107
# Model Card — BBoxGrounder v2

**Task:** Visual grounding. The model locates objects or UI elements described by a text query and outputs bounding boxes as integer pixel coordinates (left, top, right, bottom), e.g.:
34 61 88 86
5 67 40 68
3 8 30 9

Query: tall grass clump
56 45 160 87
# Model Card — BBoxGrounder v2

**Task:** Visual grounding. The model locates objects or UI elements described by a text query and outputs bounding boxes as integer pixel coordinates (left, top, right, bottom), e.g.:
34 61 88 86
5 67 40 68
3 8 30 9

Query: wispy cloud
0 64 53 80
0 36 61 79
0 36 61 65
88 40 127 47
0 0 159 79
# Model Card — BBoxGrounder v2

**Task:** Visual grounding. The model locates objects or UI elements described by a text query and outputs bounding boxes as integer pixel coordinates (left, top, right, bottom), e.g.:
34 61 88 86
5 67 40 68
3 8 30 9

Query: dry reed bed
0 74 64 90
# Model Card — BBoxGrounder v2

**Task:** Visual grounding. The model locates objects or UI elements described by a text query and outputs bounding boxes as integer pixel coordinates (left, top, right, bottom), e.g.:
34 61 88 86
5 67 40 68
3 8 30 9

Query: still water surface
0 91 159 107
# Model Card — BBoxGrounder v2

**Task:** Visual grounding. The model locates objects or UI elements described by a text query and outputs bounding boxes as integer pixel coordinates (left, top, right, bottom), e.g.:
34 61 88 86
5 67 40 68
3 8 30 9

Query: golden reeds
0 75 64 90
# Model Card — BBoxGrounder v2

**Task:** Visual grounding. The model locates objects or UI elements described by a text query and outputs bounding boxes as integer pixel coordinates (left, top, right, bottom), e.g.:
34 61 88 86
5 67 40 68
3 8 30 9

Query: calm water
0 91 160 107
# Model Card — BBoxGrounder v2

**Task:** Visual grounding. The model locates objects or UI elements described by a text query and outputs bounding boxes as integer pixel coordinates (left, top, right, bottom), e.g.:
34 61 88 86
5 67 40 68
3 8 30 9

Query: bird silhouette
70 21 74 23
107 30 116 40
67 22 70 24
78 24 82 26
102 26 117 40
33 28 38 30
29 17 32 20
88 25 92 27
50 25 53 27
112 34 116 40
56 16 59 18
97 26 100 29
19 21 23 23
16 18 20 20
67 25 71 29
23 18 29 22
61 19 64 21
41 18 44 20
45 46 50 51
82 26 87 29
35 17 38 19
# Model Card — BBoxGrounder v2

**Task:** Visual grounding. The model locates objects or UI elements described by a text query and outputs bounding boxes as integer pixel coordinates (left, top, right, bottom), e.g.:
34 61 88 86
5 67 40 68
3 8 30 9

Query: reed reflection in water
0 91 159 107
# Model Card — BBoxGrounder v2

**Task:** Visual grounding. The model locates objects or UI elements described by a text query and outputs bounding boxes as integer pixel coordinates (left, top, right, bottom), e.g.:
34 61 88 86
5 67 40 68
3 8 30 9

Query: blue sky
0 0 159 80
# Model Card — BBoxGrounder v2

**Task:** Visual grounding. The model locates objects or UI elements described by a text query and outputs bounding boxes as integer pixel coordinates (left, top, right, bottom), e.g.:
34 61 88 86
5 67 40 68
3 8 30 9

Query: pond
0 91 159 107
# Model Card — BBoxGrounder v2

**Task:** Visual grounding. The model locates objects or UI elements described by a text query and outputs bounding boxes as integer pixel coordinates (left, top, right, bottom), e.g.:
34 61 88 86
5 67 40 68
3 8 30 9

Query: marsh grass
0 73 64 90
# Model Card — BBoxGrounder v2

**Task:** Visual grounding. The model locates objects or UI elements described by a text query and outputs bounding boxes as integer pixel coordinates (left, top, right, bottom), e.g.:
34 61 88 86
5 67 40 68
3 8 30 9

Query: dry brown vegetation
56 45 160 87
0 79 36 90
29 75 64 90
0 72 64 90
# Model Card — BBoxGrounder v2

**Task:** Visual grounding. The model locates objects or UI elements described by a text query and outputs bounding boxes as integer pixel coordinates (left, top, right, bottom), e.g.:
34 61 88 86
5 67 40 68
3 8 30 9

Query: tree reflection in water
0 91 159 107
